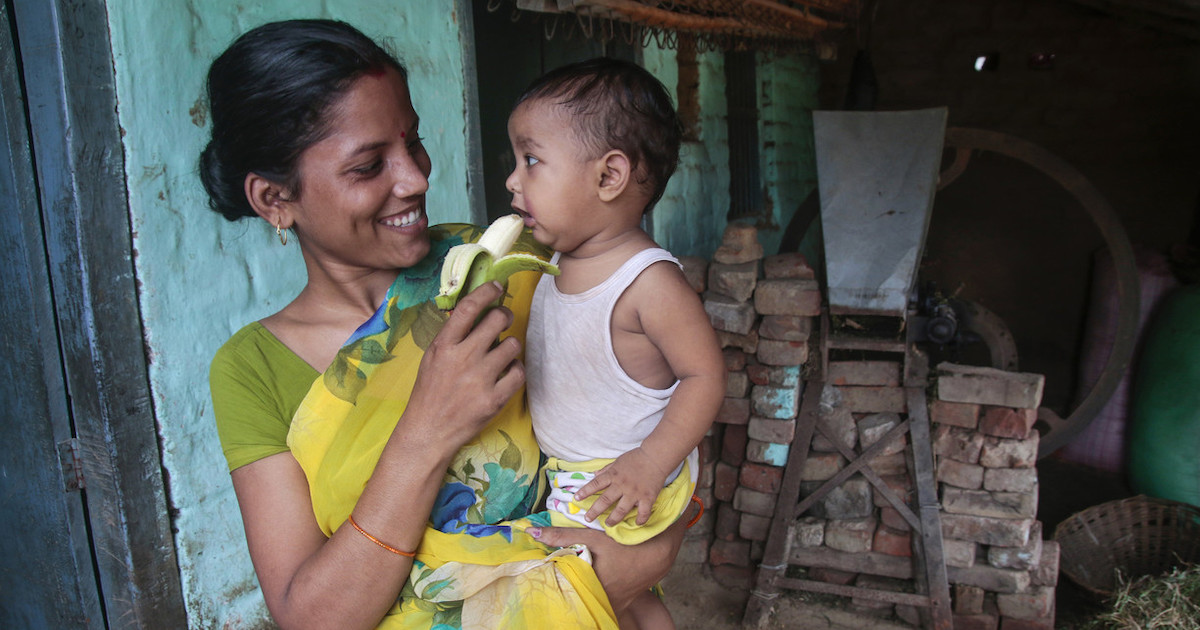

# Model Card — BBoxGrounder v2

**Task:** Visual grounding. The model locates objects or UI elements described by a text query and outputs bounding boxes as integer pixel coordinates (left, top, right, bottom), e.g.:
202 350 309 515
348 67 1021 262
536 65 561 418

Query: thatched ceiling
504 0 863 51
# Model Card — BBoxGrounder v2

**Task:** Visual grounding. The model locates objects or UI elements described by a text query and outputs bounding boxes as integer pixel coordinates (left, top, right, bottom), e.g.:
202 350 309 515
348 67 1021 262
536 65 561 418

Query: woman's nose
391 152 431 198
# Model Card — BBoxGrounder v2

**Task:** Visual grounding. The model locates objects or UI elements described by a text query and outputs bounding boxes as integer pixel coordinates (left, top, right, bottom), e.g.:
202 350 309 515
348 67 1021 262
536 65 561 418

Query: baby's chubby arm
576 261 726 526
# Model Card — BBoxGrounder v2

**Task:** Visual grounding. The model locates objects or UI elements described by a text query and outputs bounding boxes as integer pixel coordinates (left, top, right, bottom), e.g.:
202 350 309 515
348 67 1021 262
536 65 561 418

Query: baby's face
503 100 604 253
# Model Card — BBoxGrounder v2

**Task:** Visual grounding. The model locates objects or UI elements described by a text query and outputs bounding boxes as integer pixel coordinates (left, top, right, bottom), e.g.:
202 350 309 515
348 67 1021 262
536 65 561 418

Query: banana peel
435 214 559 310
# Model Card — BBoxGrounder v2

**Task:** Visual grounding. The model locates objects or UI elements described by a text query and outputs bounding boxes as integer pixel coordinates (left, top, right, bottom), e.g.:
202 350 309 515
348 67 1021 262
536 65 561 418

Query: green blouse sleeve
209 322 319 471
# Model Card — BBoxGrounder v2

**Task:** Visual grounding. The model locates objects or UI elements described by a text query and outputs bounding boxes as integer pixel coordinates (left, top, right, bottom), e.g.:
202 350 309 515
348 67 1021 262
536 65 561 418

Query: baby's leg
617 590 675 630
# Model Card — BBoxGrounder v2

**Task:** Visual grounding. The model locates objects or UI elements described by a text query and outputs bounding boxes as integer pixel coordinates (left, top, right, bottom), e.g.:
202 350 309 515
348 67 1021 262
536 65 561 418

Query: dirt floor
661 564 913 630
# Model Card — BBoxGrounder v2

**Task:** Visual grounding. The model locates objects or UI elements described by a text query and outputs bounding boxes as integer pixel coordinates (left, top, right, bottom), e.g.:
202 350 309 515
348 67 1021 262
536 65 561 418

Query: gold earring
276 222 288 246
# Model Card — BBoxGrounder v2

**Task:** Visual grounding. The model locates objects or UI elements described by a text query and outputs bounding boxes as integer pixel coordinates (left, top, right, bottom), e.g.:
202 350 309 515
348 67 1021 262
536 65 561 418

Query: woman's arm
232 283 523 630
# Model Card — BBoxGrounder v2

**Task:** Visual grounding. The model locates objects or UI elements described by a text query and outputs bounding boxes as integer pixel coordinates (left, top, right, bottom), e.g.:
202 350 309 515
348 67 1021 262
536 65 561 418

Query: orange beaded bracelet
347 514 416 557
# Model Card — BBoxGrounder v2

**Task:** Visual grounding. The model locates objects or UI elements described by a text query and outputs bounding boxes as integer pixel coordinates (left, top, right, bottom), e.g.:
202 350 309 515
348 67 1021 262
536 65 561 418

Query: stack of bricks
786 360 922 622
675 224 1059 629
932 363 1059 630
677 223 823 585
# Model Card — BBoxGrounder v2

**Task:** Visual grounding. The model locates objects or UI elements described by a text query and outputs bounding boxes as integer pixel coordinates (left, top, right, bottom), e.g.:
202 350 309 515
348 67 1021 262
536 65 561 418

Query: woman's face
285 68 432 272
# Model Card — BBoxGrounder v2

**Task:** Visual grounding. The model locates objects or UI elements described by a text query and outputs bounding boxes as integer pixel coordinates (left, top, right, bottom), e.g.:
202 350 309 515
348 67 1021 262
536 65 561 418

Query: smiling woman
199 19 686 630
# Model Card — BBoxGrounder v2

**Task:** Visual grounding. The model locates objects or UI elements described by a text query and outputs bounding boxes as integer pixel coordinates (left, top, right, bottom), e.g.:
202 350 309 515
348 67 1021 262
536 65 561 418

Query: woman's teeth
382 210 421 227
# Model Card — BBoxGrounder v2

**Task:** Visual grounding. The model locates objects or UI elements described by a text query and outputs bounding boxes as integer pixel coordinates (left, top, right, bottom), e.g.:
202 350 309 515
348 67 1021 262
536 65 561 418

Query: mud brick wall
679 224 1059 629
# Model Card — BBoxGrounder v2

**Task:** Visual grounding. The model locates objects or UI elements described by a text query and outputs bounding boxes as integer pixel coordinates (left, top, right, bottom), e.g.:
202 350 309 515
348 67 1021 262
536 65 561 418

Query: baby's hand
575 447 670 526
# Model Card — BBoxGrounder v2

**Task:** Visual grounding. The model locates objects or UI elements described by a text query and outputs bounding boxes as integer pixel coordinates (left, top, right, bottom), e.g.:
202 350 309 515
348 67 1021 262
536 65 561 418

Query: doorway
471 0 636 221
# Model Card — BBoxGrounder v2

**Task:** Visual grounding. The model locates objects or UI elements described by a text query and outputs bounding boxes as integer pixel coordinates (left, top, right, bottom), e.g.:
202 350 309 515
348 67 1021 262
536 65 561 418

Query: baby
507 58 726 629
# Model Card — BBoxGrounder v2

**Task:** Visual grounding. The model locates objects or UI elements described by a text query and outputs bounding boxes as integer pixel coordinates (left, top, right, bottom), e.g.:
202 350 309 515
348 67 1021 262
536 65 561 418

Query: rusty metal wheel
938 128 1140 458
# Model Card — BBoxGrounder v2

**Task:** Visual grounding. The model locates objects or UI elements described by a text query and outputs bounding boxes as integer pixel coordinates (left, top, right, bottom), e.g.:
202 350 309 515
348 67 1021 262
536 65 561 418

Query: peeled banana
435 214 559 310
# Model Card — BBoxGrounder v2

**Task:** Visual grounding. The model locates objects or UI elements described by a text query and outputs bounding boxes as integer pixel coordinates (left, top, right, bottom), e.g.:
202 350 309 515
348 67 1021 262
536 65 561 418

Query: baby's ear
596 150 632 202
245 172 293 229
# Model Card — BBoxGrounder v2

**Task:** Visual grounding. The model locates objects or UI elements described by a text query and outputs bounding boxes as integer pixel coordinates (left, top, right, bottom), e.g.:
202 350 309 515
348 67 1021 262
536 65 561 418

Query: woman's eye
408 135 425 152
352 160 383 176
524 155 539 167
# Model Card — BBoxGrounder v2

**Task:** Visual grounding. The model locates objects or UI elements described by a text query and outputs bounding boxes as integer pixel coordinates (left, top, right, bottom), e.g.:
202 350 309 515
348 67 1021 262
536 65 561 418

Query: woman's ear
596 150 632 203
244 172 293 229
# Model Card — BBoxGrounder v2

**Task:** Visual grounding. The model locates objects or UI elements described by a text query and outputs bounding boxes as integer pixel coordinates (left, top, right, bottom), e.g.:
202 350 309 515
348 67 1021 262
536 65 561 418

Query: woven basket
1054 495 1200 597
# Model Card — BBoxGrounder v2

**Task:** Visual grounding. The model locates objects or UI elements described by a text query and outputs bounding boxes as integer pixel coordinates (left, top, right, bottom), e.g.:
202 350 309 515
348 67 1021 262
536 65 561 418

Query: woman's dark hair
515 57 682 214
199 19 407 221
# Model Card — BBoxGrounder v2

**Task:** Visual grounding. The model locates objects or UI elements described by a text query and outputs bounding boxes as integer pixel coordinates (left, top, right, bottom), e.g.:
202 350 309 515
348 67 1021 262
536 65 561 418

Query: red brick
997 586 1054 620
828 360 902 387
714 461 739 502
930 400 981 429
715 501 740 541
709 539 751 567
879 506 912 531
740 462 785 493
746 364 770 385
763 252 815 279
801 452 845 481
739 512 772 541
723 348 747 371
716 397 750 425
839 386 907 413
872 526 913 557
979 434 1039 469
704 293 757 334
716 327 759 354
708 261 758 302
714 223 763 264
759 315 812 341
873 474 913 508
754 279 822 316
955 584 986 615
933 424 985 464
726 370 750 398
980 406 1037 439
756 338 809 366
748 416 796 444
937 458 985 489
722 424 747 465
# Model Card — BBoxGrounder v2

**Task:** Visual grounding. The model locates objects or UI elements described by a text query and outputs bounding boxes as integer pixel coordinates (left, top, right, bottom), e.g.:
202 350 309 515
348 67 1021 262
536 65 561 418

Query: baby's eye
524 155 540 167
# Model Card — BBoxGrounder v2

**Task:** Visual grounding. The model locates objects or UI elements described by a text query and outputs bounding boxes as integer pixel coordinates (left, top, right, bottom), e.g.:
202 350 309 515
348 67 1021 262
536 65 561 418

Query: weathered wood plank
10 1 186 626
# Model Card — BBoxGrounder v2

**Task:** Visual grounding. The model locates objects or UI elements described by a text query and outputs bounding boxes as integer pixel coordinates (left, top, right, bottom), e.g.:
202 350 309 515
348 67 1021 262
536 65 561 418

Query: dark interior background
819 0 1200 415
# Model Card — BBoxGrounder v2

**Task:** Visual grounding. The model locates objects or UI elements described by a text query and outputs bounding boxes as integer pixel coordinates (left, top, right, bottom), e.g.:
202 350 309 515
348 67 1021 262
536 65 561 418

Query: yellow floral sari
286 224 617 629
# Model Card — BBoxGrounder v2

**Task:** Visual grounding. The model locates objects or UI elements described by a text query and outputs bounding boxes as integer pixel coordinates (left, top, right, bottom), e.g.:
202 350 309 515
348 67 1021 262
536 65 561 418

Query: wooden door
0 1 185 627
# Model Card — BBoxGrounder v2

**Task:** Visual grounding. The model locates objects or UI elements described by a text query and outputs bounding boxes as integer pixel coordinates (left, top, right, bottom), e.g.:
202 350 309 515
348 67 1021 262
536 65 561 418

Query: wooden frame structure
743 311 953 629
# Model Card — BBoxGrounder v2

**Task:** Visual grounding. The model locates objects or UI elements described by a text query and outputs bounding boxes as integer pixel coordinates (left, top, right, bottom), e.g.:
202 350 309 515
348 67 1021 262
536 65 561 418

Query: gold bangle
346 514 416 557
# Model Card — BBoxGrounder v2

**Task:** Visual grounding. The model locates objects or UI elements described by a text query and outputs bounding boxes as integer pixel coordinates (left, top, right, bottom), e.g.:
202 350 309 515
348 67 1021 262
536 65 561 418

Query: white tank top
527 248 681 461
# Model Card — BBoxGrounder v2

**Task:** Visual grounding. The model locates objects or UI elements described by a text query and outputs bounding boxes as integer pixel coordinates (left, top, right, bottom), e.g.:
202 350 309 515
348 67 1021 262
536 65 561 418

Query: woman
202 19 685 630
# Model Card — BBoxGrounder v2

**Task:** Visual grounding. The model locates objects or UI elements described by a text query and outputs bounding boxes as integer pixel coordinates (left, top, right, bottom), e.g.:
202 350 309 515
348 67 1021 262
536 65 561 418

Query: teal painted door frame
2 0 185 626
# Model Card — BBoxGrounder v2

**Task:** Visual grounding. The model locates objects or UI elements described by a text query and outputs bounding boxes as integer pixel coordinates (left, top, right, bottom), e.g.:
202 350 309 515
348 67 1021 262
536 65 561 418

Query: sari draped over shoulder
286 224 617 629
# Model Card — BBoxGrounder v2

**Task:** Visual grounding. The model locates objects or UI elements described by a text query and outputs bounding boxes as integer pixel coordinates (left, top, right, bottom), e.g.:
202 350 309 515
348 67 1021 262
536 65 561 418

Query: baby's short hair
516 57 682 213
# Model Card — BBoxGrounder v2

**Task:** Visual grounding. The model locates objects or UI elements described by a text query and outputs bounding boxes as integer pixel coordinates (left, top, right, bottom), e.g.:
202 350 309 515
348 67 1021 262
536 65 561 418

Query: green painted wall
111 1 821 625
645 45 822 259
